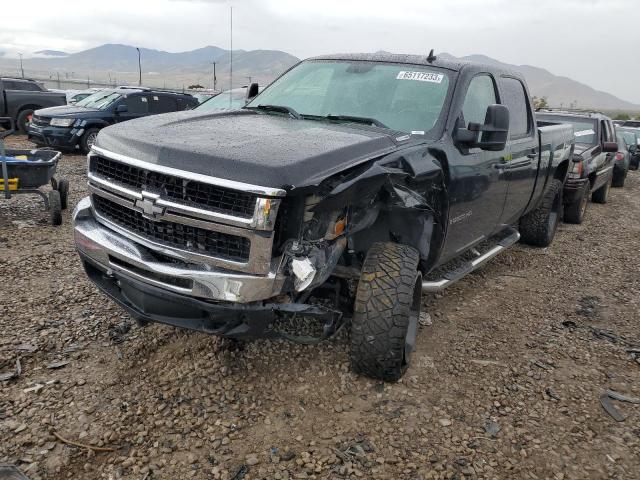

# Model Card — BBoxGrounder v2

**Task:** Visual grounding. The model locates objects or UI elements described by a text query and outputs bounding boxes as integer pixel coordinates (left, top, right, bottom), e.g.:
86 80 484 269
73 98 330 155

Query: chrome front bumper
73 197 286 303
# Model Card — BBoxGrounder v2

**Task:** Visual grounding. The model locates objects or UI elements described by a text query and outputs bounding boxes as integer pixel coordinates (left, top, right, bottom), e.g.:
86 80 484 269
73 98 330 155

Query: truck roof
308 52 523 77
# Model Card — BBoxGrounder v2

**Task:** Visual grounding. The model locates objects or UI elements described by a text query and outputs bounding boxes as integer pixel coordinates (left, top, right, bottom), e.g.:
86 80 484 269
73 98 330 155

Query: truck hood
573 143 597 157
94 110 402 189
35 105 98 117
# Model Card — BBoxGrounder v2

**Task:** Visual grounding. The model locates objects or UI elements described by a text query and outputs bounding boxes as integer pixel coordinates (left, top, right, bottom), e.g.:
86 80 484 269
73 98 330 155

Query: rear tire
56 178 70 210
350 242 422 382
592 176 611 204
564 182 590 224
49 190 62 226
17 109 35 133
519 179 562 247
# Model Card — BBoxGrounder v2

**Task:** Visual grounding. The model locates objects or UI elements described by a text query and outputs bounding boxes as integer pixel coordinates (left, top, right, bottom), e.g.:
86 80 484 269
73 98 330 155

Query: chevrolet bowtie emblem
134 192 165 220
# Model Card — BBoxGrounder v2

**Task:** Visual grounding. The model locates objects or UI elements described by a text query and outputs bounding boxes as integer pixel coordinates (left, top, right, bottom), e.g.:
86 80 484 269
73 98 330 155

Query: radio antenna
229 6 233 108
427 49 437 63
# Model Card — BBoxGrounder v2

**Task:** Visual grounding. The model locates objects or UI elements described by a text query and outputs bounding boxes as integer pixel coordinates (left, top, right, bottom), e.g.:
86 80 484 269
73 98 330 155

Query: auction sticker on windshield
396 71 444 83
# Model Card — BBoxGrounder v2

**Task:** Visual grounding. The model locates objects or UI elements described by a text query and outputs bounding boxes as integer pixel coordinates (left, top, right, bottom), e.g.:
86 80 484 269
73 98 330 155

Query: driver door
441 74 509 260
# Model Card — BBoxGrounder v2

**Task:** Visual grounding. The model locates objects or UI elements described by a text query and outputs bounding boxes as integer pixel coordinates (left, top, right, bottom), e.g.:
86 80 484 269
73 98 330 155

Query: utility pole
56 71 60 88
245 76 252 85
136 47 142 86
18 53 24 78
212 62 217 91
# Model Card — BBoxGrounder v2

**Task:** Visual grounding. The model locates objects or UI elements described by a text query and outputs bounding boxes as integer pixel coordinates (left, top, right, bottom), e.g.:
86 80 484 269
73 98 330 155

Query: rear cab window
498 77 532 139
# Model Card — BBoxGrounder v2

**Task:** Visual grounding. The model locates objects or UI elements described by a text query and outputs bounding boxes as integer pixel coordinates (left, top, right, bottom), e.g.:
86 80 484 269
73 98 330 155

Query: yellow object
14 155 28 160
0 178 19 191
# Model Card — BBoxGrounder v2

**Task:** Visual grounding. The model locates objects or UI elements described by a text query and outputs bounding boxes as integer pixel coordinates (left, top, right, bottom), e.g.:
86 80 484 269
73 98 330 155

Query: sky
2 0 640 103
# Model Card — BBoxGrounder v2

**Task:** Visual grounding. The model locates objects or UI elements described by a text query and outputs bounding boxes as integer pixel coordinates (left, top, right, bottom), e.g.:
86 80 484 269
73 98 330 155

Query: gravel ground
1 135 639 480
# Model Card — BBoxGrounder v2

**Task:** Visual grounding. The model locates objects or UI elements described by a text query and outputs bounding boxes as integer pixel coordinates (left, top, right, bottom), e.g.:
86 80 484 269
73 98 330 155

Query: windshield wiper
247 104 301 119
325 114 388 129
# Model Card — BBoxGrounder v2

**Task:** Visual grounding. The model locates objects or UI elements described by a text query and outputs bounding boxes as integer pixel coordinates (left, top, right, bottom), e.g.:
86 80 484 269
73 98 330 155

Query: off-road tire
519 179 562 247
17 109 34 133
80 128 100 154
592 176 611 204
56 178 70 210
350 242 422 382
611 168 627 188
49 190 62 226
564 182 590 224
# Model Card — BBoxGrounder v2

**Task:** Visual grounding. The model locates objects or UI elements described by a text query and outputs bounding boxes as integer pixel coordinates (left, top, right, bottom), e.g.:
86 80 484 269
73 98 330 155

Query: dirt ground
1 135 639 480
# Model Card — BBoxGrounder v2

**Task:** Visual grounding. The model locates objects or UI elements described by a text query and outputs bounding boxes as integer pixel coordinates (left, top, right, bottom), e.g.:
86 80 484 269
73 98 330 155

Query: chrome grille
93 195 251 262
91 155 257 218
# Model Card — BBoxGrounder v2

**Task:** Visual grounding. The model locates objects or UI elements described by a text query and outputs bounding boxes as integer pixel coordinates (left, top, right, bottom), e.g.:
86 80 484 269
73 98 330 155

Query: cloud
1 0 639 103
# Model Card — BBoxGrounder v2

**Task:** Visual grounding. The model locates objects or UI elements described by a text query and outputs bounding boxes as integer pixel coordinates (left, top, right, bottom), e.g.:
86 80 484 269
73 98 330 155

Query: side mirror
455 104 510 152
602 141 618 153
245 82 259 103
116 104 128 114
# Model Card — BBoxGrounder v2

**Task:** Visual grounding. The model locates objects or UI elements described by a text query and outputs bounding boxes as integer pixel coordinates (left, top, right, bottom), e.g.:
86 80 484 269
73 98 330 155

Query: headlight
50 118 75 127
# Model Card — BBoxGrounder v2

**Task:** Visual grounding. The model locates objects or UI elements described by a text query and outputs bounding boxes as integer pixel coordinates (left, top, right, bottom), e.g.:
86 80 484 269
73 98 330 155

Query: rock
246 454 260 466
438 419 452 427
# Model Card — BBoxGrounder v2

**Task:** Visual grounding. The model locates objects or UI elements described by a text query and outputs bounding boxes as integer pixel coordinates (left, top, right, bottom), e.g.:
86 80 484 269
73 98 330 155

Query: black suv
537 111 617 224
28 88 198 153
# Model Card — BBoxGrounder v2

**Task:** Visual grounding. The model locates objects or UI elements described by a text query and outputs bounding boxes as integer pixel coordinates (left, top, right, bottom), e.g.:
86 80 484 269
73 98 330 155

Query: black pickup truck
537 111 618 223
73 53 574 381
0 77 66 132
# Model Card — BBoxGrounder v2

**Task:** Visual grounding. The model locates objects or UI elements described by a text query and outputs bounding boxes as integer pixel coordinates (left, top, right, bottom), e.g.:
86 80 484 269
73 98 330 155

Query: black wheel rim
403 274 422 365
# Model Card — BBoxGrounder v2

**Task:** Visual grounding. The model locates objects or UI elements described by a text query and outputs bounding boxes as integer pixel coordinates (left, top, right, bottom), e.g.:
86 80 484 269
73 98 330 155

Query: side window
122 95 149 114
499 77 531 138
149 95 178 113
3 81 19 90
462 75 497 125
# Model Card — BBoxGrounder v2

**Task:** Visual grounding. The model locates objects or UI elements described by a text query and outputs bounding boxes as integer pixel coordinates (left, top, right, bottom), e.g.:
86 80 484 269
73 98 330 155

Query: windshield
540 116 598 145
196 90 246 111
247 60 450 133
75 91 122 110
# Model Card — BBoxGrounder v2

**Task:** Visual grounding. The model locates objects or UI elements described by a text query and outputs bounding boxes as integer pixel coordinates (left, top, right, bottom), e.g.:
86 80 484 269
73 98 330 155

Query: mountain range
1 44 636 111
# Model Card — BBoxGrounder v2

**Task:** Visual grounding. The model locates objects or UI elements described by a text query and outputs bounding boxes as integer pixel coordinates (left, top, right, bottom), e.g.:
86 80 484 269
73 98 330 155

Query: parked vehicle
616 126 640 169
537 111 617 223
611 135 631 187
0 77 67 133
74 53 574 381
27 88 198 153
621 120 640 128
195 86 262 112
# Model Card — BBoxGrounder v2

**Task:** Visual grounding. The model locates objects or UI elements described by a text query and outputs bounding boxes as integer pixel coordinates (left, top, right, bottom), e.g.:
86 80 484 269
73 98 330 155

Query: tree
614 113 631 121
531 96 548 110
188 84 205 90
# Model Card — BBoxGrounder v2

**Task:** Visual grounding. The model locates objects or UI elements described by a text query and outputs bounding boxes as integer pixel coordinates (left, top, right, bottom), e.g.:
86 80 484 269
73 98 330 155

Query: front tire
519 179 562 247
49 190 62 226
564 182 590 224
592 176 611 204
80 128 100 154
350 242 422 382
56 178 70 210
17 109 34 133
611 168 627 188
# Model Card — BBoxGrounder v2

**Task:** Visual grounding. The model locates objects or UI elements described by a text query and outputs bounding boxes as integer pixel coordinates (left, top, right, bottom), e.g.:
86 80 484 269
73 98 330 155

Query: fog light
291 257 316 292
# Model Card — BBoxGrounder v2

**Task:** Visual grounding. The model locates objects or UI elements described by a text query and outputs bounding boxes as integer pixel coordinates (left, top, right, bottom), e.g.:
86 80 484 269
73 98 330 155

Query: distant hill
17 43 299 90
440 53 639 111
34 50 69 57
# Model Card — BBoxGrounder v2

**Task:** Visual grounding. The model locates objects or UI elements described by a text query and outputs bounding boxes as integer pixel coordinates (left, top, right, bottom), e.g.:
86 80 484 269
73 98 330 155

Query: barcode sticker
396 71 444 83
